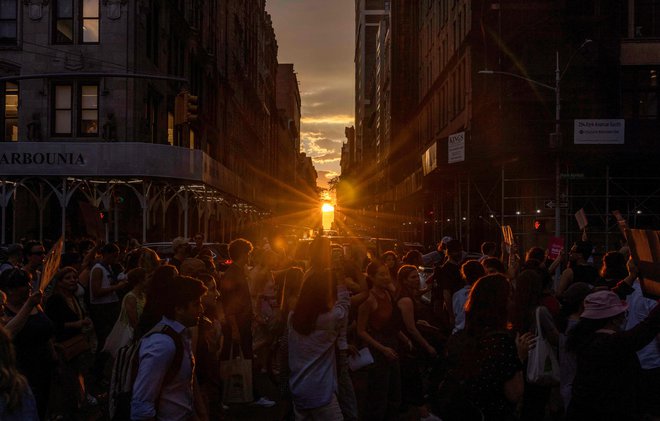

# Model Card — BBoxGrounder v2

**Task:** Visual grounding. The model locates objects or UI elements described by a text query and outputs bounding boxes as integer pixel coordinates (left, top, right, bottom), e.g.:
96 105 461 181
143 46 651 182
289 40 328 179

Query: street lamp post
479 40 591 284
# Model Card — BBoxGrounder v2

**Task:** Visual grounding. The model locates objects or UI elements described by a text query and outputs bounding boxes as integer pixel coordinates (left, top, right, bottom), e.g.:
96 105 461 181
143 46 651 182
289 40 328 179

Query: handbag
103 293 137 357
526 307 560 385
59 333 91 361
220 343 254 404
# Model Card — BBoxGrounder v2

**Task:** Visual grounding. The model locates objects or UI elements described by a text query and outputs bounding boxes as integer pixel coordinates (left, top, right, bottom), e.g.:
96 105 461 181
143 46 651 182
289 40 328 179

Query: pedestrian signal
533 219 545 233
187 94 199 121
99 211 109 223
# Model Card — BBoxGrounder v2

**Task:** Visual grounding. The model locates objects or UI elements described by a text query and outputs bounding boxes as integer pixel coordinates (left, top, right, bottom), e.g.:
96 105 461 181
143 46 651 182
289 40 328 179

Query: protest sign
612 211 660 299
575 208 588 230
501 225 514 246
547 237 564 260
40 237 63 291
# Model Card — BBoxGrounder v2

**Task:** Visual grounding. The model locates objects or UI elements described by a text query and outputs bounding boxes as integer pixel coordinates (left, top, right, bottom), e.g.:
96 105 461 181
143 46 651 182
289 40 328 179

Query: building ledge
621 39 660 65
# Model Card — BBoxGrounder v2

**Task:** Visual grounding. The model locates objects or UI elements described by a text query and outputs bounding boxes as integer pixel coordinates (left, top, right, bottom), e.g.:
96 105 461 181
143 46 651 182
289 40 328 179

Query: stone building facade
0 0 315 243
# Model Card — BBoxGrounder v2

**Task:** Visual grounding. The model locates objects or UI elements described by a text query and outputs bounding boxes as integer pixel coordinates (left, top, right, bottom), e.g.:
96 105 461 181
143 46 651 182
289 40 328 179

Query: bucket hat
581 290 628 320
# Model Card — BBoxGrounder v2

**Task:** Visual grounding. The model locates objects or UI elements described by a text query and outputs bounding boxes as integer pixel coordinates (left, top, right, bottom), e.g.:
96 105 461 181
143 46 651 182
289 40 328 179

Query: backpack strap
139 324 185 388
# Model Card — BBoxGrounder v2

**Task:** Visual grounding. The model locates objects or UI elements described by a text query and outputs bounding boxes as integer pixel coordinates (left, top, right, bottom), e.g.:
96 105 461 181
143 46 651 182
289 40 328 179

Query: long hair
281 267 304 318
510 269 544 333
381 250 399 280
465 274 511 336
396 265 418 299
0 327 29 413
309 237 331 270
366 259 386 290
291 269 334 336
139 247 161 275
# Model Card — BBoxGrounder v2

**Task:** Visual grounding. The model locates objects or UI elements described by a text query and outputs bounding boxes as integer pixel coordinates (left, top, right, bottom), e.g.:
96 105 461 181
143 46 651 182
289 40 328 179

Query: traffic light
186 93 199 122
533 219 545 233
174 91 199 125
99 211 109 223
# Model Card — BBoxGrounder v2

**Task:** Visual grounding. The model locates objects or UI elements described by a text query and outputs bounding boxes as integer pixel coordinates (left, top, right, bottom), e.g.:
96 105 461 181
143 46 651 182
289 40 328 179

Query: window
81 0 100 43
3 82 18 141
53 0 100 44
54 84 73 135
635 0 660 38
54 0 74 44
53 82 100 136
80 84 98 134
0 0 17 45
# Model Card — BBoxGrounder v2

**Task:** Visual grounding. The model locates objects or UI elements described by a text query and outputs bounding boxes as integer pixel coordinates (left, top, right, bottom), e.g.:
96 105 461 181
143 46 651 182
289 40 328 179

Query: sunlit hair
51 266 78 291
366 259 386 289
402 250 423 266
180 258 207 277
601 251 628 281
482 257 506 274
228 238 253 261
465 274 511 336
510 269 544 333
291 269 334 336
525 247 545 263
139 248 160 274
396 264 419 299
0 327 30 413
461 260 485 285
196 273 216 289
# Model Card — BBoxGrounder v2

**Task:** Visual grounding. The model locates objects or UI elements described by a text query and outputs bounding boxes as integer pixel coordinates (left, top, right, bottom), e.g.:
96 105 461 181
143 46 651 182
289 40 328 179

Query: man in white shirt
131 275 207 421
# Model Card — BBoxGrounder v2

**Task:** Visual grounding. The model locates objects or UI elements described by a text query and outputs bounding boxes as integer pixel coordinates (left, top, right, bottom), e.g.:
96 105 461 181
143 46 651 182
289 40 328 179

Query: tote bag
221 343 254 404
103 293 136 357
526 307 560 385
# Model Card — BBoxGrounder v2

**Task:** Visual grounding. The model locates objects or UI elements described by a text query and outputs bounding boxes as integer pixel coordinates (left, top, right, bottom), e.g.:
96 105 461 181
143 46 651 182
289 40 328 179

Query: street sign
448 131 465 163
545 200 568 209
574 119 625 144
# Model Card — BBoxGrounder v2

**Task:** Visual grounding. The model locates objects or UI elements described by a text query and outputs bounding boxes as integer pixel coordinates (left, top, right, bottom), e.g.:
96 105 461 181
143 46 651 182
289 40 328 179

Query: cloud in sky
267 0 354 186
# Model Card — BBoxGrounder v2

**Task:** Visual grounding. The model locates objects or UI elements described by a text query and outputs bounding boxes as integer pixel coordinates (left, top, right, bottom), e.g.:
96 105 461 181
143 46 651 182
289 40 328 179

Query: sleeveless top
90 263 119 304
368 289 402 349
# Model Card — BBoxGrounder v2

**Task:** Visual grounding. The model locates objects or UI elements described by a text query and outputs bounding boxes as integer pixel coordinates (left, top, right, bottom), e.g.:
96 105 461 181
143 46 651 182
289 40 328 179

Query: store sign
0 152 85 166
448 131 465 163
574 119 625 144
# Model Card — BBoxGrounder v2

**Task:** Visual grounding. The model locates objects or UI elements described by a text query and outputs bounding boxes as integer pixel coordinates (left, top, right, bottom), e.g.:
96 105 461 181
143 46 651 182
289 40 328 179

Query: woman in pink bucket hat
565 289 660 420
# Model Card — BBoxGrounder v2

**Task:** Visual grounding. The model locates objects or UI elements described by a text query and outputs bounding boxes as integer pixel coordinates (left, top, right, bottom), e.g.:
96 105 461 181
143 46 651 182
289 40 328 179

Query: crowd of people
0 231 658 421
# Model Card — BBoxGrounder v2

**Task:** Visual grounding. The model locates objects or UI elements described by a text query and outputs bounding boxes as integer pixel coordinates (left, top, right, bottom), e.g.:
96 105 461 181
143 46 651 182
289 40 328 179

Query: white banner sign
574 119 625 144
448 131 465 163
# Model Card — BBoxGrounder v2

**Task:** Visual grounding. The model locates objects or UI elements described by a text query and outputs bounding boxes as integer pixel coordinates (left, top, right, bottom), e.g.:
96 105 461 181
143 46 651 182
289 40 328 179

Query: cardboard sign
575 208 588 230
627 229 660 299
40 237 63 291
501 225 514 247
547 237 564 260
612 211 660 299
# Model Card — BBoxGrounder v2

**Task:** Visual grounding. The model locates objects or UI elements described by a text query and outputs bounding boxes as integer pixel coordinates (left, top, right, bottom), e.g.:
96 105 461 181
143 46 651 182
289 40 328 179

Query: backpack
109 324 184 421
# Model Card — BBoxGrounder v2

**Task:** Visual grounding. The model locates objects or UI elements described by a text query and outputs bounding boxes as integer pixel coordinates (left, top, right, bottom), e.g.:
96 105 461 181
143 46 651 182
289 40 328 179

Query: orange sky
267 0 355 191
